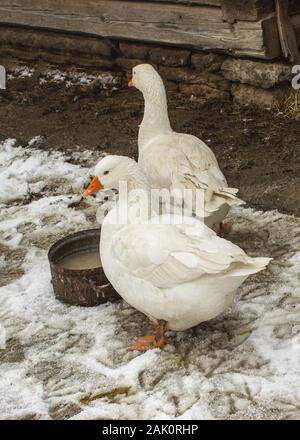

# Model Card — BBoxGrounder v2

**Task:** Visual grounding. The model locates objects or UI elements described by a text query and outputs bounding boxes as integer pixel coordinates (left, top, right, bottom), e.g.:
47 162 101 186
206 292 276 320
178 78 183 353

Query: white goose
84 155 271 351
128 64 242 235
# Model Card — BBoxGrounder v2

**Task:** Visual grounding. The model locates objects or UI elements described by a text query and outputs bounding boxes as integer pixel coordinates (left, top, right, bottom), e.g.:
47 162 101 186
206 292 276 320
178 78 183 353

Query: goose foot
128 322 169 351
128 335 157 351
217 222 231 238
154 336 169 349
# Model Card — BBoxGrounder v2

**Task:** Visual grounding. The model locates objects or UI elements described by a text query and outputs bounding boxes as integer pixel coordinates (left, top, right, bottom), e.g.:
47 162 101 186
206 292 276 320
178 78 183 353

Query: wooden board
289 0 300 16
275 0 299 61
0 0 281 58
126 0 222 5
116 0 274 21
289 0 300 49
291 14 300 48
221 0 274 23
294 27 300 47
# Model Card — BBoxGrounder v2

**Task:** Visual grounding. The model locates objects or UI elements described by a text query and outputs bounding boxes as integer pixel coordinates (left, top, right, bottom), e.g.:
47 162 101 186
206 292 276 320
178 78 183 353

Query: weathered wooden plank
147 0 221 5
262 15 282 59
294 27 300 47
291 14 300 28
289 0 300 16
234 16 280 58
221 0 275 23
122 0 222 5
287 1 300 49
0 0 281 58
275 0 299 61
291 14 300 48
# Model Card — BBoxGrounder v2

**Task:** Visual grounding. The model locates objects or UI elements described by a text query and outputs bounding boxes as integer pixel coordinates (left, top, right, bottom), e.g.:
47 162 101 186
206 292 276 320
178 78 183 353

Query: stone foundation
0 26 294 109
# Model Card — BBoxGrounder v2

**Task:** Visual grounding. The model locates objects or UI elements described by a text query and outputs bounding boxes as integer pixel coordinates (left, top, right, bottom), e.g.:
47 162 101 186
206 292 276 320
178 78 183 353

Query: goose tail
229 257 272 277
217 187 245 206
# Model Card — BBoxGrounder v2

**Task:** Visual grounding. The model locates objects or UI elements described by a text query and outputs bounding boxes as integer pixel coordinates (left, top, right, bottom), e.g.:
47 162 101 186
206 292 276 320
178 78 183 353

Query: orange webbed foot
128 335 156 351
128 321 169 351
153 336 169 349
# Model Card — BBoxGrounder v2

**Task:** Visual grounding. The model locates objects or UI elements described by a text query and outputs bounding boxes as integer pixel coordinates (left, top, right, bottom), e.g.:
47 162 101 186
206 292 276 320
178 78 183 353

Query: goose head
128 64 166 98
83 155 149 196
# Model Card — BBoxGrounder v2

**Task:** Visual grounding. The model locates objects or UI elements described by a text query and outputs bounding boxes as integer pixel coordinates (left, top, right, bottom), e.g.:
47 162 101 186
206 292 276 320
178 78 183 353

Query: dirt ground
0 58 299 216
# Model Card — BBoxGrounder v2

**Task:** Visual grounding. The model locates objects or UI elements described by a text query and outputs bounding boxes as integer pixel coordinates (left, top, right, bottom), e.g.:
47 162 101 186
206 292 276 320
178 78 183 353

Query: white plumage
131 64 243 229
85 156 271 336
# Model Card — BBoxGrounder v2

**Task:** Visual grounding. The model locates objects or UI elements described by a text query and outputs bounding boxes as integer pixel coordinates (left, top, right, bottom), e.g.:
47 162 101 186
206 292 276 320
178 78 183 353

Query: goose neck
139 88 172 149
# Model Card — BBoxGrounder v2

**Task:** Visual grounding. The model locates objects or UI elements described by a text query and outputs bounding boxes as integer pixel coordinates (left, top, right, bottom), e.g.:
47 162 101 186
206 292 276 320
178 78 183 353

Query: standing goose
84 155 271 351
128 64 242 235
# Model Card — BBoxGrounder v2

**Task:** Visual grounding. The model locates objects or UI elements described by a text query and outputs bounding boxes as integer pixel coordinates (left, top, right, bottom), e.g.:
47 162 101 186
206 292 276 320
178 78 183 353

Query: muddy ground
0 58 299 216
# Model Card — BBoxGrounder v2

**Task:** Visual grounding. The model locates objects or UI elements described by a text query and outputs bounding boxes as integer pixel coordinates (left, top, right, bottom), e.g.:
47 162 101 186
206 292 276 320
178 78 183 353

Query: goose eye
104 170 109 175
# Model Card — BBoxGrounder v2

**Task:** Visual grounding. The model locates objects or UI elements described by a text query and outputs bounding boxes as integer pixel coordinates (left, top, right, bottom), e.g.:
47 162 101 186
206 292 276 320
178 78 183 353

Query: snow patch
7 66 35 80
0 138 89 204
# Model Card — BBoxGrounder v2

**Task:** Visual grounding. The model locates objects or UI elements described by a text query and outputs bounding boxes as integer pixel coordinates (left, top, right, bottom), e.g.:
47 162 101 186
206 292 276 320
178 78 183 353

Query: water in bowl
59 250 101 270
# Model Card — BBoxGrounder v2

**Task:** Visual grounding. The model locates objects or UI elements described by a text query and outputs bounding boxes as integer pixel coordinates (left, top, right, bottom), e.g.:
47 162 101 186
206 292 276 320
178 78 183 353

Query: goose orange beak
128 78 133 87
83 176 103 196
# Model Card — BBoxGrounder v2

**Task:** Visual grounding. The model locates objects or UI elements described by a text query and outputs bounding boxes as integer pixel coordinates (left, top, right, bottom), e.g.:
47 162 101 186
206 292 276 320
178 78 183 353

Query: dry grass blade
282 89 300 119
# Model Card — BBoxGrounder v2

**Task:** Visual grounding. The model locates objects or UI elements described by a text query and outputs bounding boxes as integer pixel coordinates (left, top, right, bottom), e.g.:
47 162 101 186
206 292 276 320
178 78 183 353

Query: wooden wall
290 0 300 46
0 0 281 59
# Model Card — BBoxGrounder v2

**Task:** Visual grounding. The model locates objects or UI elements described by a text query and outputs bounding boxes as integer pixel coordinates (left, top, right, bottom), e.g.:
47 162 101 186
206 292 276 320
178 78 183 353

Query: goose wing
111 220 266 289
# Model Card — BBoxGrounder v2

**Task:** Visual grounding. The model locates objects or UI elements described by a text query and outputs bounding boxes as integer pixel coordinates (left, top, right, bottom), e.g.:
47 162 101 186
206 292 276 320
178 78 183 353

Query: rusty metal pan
48 228 120 306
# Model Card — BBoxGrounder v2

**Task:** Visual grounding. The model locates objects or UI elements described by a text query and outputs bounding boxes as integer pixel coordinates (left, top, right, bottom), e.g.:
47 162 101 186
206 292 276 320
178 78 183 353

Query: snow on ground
7 66 35 80
7 65 121 90
43 69 120 90
0 138 87 204
0 138 300 420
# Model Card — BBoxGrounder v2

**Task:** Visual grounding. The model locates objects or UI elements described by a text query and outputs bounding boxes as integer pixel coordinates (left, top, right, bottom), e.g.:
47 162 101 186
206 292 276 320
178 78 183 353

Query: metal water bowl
48 228 120 306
